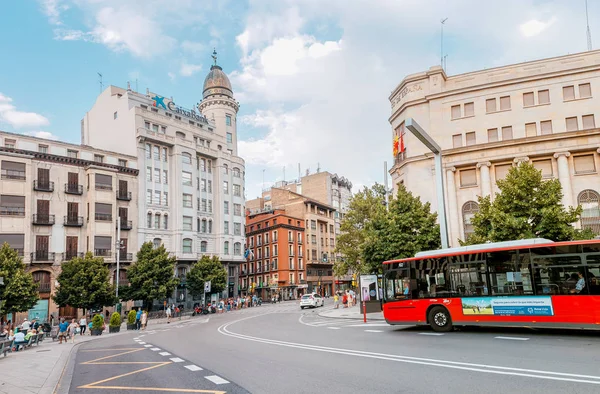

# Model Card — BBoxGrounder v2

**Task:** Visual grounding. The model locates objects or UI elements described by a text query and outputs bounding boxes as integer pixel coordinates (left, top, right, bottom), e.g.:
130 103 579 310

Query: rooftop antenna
97 72 103 93
298 163 301 179
440 18 448 71
262 169 265 191
586 0 593 51
317 162 320 173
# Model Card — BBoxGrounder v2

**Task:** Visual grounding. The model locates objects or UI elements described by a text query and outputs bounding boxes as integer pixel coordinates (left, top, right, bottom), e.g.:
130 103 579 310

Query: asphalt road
67 301 600 394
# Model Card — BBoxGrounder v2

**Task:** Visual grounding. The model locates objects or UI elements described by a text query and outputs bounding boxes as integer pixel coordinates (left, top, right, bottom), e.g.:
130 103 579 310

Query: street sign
204 281 211 293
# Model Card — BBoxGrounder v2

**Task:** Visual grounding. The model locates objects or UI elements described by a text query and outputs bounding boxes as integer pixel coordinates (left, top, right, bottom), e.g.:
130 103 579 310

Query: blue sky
0 0 597 199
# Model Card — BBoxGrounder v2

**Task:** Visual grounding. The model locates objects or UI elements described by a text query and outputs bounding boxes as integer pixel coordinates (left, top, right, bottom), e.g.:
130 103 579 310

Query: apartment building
241 209 306 301
0 131 138 322
247 188 336 296
389 50 600 247
81 57 245 301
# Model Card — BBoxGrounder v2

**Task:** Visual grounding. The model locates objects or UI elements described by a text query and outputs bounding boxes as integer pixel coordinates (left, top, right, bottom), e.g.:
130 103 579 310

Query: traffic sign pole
363 300 367 323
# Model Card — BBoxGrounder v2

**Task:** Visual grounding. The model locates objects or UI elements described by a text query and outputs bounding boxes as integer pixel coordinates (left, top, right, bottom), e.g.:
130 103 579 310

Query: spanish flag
393 135 399 156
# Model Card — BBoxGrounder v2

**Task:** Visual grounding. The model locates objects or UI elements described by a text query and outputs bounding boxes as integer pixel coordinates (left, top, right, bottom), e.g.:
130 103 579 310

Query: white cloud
24 131 59 140
179 63 203 77
168 72 176 81
0 93 50 129
40 0 68 25
520 17 557 37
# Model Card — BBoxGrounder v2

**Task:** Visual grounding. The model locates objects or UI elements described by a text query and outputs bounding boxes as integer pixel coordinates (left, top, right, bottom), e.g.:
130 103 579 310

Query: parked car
300 293 324 309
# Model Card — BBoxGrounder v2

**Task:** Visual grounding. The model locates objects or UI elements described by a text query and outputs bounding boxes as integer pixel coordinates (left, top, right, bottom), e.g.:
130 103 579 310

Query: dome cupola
202 49 233 99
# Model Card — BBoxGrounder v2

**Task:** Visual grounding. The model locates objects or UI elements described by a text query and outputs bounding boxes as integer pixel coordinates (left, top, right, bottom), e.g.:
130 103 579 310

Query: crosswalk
298 313 390 330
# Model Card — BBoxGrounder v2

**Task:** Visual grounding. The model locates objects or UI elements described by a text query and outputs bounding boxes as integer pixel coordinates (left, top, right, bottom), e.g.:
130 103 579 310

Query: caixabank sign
152 95 208 124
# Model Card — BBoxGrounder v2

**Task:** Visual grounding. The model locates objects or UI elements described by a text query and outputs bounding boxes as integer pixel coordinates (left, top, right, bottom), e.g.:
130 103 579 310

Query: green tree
0 243 38 315
187 255 227 298
465 162 593 244
362 183 441 273
53 252 116 312
334 184 387 275
125 242 179 310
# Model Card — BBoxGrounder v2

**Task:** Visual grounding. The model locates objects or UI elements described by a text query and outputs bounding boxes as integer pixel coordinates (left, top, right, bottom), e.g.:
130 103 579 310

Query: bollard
363 301 367 323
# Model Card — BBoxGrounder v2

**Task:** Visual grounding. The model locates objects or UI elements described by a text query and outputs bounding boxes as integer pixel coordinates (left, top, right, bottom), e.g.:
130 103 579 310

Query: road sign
204 281 211 293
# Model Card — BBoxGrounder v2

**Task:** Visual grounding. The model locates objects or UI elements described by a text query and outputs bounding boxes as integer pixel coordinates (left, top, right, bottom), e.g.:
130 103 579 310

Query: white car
300 293 324 309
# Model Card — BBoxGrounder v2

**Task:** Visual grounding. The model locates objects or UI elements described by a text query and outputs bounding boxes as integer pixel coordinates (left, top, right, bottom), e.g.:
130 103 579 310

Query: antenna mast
441 18 448 71
97 72 103 93
586 0 593 51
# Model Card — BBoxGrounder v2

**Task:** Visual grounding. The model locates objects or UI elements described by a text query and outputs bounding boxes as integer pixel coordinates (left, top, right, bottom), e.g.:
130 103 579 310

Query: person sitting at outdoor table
13 329 27 351
0 326 8 338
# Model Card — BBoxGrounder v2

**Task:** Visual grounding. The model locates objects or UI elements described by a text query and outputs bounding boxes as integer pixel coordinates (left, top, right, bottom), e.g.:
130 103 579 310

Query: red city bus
382 238 600 332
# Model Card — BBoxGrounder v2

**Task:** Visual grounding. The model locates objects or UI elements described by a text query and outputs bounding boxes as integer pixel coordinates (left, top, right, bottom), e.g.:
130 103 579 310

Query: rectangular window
582 114 595 130
94 154 104 163
145 121 151 129
538 89 550 104
563 85 575 101
146 189 152 204
183 216 193 231
207 160 212 173
499 96 511 111
164 192 168 206
579 83 592 98
495 164 512 180
224 221 229 234
146 167 152 182
226 133 232 143
161 126 166 134
118 159 127 167
452 134 462 148
540 120 553 135
465 132 476 146
95 174 112 190
1 161 26 180
162 147 168 162
460 169 477 187
94 202 112 221
501 126 513 140
487 128 498 142
451 105 461 119
201 179 207 192
208 200 212 212
224 201 229 214
0 195 25 216
154 168 160 183
154 191 161 205
533 159 553 178
207 180 212 193
153 146 160 160
523 92 534 107
234 223 241 236
234 203 241 216
573 155 596 174
202 199 207 212
464 102 474 117
154 214 160 229
145 143 151 159
163 170 168 184
485 98 496 113
525 122 537 137
566 117 578 132
67 149 78 158
183 194 192 207
233 184 241 197
182 171 192 186
152 124 159 132
183 239 192 253
4 139 15 149
164 215 168 229
226 114 232 126
200 158 206 172
223 181 229 194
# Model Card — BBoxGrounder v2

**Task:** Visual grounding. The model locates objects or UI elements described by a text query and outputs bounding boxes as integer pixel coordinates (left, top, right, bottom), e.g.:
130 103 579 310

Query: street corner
67 341 248 394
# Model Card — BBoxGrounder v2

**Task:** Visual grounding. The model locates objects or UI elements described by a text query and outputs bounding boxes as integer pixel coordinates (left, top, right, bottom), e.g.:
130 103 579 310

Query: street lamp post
115 216 121 311
405 118 449 249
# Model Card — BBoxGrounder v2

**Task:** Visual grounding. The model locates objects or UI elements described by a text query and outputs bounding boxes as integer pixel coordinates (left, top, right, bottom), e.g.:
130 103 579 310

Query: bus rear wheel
428 306 453 332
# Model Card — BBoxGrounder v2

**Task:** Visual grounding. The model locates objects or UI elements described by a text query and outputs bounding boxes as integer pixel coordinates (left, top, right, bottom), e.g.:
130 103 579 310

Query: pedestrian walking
342 293 348 308
334 293 340 309
141 310 147 330
136 308 142 330
79 316 87 335
166 306 172 323
68 319 78 343
58 319 68 344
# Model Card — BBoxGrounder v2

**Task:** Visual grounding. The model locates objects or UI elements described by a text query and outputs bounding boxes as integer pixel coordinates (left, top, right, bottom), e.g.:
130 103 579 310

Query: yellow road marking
81 348 144 364
79 362 171 387
81 348 141 352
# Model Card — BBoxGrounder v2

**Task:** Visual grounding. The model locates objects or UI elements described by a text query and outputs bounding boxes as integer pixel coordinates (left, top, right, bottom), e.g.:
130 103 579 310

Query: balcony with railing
64 215 84 227
62 252 83 261
95 183 113 191
32 214 55 226
1 169 26 180
36 282 51 293
119 252 133 261
30 251 55 263
33 180 54 192
94 249 112 258
64 183 83 195
95 213 112 221
118 220 133 230
0 206 25 216
116 190 132 201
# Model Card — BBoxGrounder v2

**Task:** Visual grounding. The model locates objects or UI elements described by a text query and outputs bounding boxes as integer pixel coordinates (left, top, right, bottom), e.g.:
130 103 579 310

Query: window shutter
495 164 512 180
452 134 462 148
501 126 513 140
538 90 550 104
579 83 592 98
563 86 575 101
565 117 578 132
460 169 477 187
500 96 511 110
451 105 461 119
582 115 595 130
523 92 534 107
487 128 498 142
485 99 496 113
533 159 553 177
464 102 474 117
525 123 537 137
540 120 553 135
465 132 476 146
574 155 596 174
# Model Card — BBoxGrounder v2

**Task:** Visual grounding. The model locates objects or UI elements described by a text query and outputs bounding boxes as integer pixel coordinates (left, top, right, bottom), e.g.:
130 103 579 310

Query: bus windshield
384 269 411 301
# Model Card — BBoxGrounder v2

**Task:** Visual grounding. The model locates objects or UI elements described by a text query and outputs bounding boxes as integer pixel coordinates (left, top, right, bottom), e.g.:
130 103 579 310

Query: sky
0 0 597 199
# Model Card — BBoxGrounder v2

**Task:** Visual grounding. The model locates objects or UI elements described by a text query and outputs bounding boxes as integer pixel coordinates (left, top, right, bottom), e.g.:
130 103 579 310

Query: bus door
448 260 488 297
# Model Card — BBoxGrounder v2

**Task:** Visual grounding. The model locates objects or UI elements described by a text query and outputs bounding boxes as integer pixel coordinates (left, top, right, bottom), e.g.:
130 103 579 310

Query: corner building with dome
81 55 246 303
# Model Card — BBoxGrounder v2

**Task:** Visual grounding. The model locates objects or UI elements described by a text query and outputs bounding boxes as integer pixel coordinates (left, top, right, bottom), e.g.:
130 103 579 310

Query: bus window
416 258 449 298
585 255 600 295
448 261 488 296
384 269 411 301
532 255 587 295
515 252 534 295
487 250 533 296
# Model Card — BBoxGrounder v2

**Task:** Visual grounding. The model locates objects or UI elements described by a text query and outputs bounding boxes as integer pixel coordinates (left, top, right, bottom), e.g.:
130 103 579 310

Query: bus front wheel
428 306 453 332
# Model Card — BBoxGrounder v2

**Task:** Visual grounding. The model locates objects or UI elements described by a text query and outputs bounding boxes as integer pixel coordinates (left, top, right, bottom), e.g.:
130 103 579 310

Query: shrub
109 312 121 327
127 310 137 325
92 314 104 330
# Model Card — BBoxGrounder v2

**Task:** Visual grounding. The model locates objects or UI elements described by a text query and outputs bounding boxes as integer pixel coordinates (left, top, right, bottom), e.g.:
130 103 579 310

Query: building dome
203 64 233 99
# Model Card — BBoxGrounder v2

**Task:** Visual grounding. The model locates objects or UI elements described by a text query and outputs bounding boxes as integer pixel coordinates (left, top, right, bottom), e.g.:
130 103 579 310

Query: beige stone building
389 50 600 247
0 131 138 322
247 188 337 296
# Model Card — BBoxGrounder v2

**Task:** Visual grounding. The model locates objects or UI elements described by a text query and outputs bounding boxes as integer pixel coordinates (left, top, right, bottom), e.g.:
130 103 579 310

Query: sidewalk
318 305 385 321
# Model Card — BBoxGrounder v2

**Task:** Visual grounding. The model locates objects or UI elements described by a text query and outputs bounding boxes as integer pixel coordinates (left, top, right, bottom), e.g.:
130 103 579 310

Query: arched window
176 131 186 139
200 241 207 253
462 201 480 239
578 189 600 234
224 241 230 255
182 152 192 164
147 212 152 228
182 238 192 253
201 219 207 233
234 242 241 256
153 238 162 248
155 213 161 229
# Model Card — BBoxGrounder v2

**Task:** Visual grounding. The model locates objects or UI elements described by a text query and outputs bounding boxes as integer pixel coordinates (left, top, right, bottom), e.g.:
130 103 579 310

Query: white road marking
144 345 153 347
495 336 530 341
364 330 383 333
184 365 203 371
346 323 390 327
159 352 171 356
138 342 146 344
151 347 161 351
205 375 229 385
327 327 341 330
219 315 600 386
419 333 445 336
133 337 139 340
170 357 185 363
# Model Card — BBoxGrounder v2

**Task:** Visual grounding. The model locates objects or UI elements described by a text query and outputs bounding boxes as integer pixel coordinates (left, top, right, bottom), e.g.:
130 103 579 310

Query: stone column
553 152 574 208
445 167 458 247
477 161 492 197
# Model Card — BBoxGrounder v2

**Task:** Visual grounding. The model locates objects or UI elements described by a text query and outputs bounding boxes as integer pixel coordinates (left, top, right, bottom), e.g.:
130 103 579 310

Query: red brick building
241 209 307 301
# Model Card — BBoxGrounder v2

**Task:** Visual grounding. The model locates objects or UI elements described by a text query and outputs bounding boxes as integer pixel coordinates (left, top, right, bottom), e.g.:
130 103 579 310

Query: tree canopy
187 255 227 298
335 183 441 275
124 242 179 309
53 252 116 311
0 243 38 315
464 162 594 244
